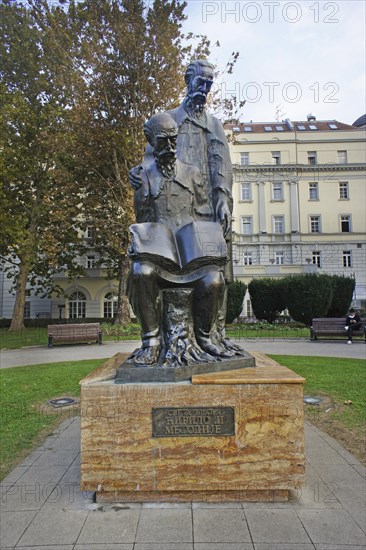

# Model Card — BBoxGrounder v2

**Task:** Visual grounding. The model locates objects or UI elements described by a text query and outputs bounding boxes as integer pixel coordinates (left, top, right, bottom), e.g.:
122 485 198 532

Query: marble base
80 352 305 502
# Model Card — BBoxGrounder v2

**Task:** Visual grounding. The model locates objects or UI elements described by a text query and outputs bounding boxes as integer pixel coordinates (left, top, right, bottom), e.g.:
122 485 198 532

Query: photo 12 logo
219 81 340 104
202 2 340 24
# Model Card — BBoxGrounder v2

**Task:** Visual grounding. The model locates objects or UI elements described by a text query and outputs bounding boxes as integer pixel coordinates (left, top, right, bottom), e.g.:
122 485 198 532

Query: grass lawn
1 355 365 480
0 359 105 480
270 355 366 463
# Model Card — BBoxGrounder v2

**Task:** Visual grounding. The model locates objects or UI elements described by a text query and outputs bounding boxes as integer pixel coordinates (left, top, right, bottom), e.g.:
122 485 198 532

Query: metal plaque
152 407 235 437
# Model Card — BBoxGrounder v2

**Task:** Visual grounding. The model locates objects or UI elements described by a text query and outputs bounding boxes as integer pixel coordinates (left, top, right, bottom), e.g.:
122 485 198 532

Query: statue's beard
155 153 176 178
185 93 206 117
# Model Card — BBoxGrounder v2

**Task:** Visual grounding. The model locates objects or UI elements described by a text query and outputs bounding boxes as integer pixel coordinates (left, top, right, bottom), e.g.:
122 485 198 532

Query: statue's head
144 112 178 174
185 59 214 109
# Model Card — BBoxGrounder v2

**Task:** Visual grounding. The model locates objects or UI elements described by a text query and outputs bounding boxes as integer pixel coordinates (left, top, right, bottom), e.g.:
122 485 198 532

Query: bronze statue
127 60 244 368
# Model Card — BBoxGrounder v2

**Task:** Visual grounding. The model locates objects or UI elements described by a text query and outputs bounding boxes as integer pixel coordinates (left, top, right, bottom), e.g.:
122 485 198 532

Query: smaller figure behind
133 112 200 231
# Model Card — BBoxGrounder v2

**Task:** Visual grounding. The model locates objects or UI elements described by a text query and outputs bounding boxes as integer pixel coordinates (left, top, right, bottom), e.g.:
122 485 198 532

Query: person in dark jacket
345 308 362 343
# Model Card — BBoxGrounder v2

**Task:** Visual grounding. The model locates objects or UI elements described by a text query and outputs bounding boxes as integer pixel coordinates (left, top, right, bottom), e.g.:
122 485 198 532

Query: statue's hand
216 198 231 236
129 165 143 190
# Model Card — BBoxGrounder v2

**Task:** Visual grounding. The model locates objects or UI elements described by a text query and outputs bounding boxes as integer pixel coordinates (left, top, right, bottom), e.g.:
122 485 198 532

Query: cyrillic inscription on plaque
152 407 235 437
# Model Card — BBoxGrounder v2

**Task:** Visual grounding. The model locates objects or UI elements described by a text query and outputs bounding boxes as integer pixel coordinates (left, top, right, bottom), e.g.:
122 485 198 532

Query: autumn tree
0 0 85 330
49 0 224 324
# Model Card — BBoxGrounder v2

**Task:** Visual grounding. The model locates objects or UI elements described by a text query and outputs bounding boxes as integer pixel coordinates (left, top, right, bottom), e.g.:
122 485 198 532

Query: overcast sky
181 0 365 125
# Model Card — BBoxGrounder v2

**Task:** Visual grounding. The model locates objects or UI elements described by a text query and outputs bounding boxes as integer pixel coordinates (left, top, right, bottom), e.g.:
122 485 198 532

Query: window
312 251 321 267
243 251 253 265
24 302 31 319
297 125 306 130
68 290 86 319
343 251 352 268
310 216 321 233
86 255 96 268
275 251 284 265
309 124 318 130
308 151 317 165
246 300 252 317
275 125 284 131
272 182 283 201
272 151 281 165
244 126 252 132
273 216 284 234
104 292 118 318
240 152 249 165
264 126 273 131
309 182 318 200
339 182 349 199
340 215 351 233
240 182 251 201
328 123 338 129
86 226 95 240
241 216 253 234
338 150 347 164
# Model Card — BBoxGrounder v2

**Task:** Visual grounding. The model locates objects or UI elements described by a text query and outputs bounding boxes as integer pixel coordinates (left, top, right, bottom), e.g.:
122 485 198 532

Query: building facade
225 116 366 317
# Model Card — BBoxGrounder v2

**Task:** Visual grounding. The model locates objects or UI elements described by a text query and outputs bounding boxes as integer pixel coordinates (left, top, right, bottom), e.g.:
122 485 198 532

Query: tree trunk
9 258 30 331
114 254 131 325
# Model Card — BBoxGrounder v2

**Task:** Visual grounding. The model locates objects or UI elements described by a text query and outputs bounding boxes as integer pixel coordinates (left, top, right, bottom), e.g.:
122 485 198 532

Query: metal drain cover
304 396 324 405
48 397 77 408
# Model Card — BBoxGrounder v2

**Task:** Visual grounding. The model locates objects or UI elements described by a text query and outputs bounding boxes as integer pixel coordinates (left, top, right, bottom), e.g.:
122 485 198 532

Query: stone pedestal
80 352 305 502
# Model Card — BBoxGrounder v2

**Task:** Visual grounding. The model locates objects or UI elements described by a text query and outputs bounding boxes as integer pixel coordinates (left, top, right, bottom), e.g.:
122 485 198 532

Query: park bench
310 317 366 341
47 323 102 347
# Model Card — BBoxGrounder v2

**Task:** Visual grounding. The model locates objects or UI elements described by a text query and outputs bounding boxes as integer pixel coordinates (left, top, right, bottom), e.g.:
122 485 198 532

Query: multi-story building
2 114 365 321
225 115 366 317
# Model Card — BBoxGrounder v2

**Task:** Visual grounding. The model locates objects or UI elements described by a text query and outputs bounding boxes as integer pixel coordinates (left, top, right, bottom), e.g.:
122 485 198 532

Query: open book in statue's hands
128 221 228 273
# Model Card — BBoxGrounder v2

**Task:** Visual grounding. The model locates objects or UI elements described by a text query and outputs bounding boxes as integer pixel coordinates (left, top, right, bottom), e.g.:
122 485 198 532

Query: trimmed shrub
248 278 287 323
327 275 355 317
226 280 247 324
285 274 333 326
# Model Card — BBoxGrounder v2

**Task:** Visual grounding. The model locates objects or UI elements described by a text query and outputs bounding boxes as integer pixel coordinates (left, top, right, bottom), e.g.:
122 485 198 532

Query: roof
224 119 358 133
352 114 366 127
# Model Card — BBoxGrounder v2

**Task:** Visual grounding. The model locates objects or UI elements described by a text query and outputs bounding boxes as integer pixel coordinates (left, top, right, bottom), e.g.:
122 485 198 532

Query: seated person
345 308 362 344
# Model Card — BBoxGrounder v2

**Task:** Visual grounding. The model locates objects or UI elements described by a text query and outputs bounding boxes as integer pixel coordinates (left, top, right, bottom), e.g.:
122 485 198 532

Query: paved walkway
1 340 365 549
1 337 365 368
1 417 365 549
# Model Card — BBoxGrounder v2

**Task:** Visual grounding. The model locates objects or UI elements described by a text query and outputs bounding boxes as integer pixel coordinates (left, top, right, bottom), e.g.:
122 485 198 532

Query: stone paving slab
76 510 140 545
0 510 37 548
134 545 193 550
135 508 193 543
245 509 312 544
16 509 89 547
16 547 74 550
193 508 251 543
297 509 366 546
74 545 134 550
253 545 315 550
